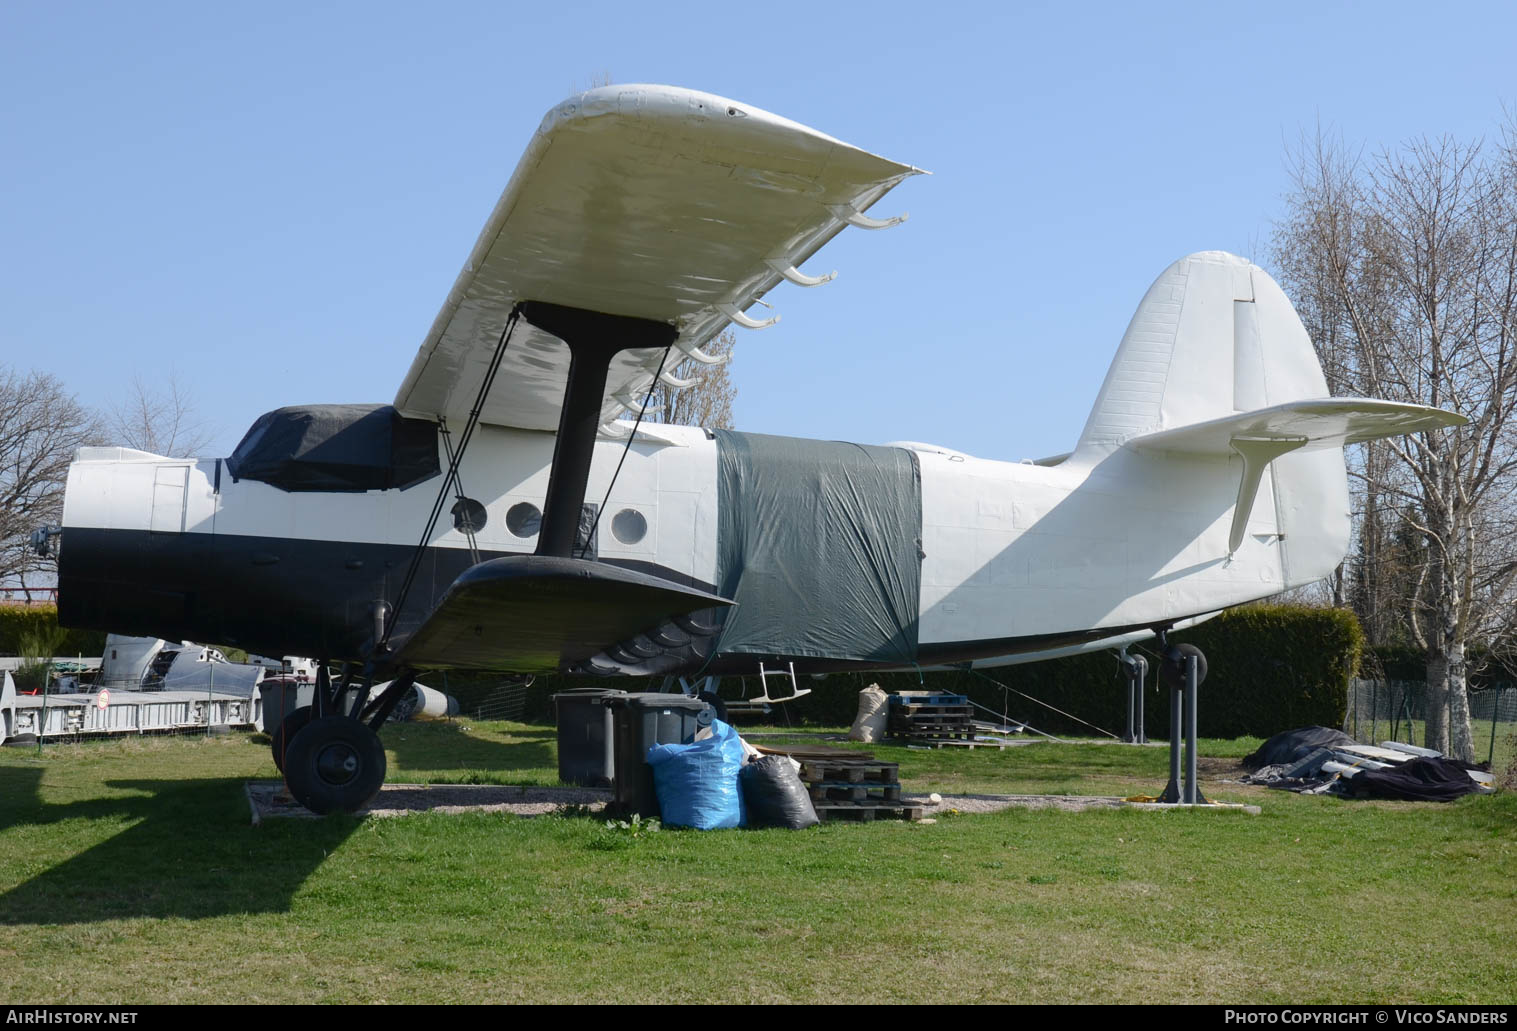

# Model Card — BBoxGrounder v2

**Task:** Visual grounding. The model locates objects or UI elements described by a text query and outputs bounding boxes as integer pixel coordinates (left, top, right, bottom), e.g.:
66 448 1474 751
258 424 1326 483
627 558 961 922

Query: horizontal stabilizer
394 556 733 672
1129 399 1466 556
1128 398 1467 456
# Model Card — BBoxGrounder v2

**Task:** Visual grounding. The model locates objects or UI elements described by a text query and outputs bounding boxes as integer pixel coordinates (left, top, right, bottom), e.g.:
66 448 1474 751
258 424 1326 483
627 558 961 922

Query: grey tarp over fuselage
713 430 922 665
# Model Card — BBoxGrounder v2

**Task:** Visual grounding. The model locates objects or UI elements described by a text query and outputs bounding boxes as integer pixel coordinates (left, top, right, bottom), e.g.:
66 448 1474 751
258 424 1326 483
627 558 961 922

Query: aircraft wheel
1159 644 1208 690
271 706 313 772
283 715 387 815
697 691 728 723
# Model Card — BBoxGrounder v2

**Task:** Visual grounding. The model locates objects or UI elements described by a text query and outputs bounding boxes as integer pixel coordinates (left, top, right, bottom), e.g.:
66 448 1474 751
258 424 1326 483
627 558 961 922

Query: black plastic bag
739 755 820 829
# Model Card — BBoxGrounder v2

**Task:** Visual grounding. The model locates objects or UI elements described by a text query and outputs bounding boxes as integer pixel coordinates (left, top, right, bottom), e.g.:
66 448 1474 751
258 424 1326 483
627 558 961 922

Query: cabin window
452 497 487 534
611 508 647 545
506 502 541 538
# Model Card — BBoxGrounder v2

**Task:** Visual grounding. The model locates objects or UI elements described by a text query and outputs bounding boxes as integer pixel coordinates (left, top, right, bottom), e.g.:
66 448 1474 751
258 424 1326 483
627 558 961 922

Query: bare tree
108 372 216 458
647 330 737 429
1273 127 1517 761
0 368 102 587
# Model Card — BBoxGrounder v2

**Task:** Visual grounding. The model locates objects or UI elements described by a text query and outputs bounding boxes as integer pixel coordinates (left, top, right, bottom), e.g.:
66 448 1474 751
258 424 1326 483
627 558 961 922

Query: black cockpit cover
714 430 922 664
227 404 439 493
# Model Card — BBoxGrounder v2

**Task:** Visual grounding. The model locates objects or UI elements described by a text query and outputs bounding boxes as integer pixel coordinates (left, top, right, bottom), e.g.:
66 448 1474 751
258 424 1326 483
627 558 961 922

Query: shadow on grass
0 766 358 926
381 722 556 779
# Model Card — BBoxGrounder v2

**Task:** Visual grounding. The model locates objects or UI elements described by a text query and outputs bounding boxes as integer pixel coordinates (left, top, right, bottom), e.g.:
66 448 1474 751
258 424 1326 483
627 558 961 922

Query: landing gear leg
1155 636 1208 805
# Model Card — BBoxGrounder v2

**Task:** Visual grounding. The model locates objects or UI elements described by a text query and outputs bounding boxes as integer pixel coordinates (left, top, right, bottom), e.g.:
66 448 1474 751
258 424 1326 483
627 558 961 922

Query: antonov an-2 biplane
51 85 1464 813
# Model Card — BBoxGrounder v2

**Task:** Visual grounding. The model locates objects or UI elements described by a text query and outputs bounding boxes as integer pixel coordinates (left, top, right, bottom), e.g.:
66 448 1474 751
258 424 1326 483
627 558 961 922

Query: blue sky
3 1 1514 461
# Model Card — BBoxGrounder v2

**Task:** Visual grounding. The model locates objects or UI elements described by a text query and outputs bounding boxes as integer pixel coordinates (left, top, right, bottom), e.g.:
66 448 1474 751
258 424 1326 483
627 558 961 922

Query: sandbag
646 718 746 829
740 755 820 829
850 683 890 743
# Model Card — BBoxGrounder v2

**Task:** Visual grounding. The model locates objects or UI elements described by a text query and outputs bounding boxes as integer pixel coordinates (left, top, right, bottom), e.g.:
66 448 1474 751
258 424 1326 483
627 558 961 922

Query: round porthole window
506 502 541 538
611 508 647 545
451 497 487 534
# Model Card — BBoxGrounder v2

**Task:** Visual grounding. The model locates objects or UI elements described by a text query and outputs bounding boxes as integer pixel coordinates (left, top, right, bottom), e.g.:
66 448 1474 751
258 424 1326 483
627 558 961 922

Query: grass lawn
0 722 1513 1005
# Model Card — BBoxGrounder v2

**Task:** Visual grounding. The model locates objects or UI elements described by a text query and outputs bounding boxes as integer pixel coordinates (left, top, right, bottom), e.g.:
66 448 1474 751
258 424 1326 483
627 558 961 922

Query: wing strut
517 301 680 558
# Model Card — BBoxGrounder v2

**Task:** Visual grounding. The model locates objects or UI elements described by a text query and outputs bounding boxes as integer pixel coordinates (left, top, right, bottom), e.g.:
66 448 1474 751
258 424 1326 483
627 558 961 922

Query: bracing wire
382 305 521 651
963 666 1119 739
578 344 673 559
438 420 481 566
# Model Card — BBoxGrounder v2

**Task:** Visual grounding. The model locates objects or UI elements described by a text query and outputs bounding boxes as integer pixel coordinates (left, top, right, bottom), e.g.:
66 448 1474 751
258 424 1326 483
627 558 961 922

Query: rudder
1073 251 1329 460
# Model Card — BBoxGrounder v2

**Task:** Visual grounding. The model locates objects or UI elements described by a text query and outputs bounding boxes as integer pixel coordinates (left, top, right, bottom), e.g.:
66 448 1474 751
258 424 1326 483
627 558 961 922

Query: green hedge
496 604 1362 740
0 605 106 659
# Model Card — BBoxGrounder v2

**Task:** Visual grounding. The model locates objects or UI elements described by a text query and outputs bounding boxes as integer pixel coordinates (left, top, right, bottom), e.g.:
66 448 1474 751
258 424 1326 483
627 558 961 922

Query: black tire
697 691 728 723
1159 644 1208 690
271 706 313 772
282 715 387 815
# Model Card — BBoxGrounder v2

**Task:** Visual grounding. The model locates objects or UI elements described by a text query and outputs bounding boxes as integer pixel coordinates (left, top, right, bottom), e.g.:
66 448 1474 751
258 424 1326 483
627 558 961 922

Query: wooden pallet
889 714 973 726
808 781 904 803
799 758 899 784
813 801 925 822
889 692 969 707
754 744 875 761
890 704 973 718
889 721 974 735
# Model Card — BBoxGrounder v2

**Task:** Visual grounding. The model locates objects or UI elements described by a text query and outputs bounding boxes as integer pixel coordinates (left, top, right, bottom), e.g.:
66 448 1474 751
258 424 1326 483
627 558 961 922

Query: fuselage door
150 465 188 533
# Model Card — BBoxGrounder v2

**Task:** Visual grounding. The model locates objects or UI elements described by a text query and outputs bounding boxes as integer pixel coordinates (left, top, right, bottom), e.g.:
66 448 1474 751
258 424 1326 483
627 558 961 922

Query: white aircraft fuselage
55 381 1347 676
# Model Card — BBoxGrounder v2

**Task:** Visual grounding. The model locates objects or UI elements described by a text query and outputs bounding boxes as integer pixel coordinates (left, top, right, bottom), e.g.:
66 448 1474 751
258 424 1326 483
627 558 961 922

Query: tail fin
1073 251 1467 572
1073 251 1328 460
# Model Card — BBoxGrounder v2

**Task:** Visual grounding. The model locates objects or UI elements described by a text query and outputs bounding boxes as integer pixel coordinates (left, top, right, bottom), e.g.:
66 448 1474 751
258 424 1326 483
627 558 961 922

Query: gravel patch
248 781 1156 822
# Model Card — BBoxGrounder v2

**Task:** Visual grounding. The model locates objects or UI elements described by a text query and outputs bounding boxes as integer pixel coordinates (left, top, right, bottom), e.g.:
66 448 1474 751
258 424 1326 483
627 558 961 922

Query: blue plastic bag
646 719 746 829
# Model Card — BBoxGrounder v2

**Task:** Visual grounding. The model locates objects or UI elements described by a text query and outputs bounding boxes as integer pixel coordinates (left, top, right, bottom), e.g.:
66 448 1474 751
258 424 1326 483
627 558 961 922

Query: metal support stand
1157 653 1207 805
1183 655 1205 805
1120 651 1147 743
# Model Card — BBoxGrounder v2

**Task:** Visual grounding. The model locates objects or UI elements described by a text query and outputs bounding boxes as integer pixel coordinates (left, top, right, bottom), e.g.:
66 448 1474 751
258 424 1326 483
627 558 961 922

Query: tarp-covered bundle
1242 726 1355 769
1344 757 1484 803
714 430 921 664
227 404 440 493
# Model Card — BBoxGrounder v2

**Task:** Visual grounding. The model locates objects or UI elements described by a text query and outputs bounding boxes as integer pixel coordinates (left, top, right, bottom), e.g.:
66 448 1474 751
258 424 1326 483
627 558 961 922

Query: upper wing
394 85 923 432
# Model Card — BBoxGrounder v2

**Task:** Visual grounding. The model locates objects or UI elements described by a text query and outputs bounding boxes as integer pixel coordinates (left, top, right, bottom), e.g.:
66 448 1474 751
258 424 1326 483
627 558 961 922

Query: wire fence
1344 678 1516 770
454 674 535 722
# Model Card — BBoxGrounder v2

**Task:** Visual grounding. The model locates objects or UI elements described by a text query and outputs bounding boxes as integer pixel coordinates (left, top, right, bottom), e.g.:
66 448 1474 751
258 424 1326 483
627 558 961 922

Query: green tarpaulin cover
714 431 922 664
